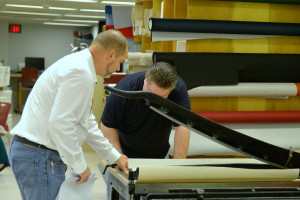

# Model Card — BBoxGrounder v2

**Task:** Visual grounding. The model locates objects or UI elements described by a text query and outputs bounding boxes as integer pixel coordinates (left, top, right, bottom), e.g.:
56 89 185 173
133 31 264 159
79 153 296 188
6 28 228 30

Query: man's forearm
101 122 123 154
173 126 190 159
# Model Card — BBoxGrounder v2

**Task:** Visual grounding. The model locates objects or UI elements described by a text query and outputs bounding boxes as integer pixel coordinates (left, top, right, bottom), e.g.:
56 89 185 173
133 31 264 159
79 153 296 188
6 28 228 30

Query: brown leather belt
15 135 56 152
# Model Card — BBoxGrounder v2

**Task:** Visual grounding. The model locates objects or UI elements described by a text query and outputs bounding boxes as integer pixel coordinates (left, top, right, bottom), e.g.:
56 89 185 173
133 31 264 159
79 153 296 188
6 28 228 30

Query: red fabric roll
103 74 127 84
194 111 300 123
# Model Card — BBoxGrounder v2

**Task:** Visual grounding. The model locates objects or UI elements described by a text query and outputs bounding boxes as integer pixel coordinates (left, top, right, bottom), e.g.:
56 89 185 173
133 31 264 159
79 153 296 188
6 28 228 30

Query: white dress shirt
11 49 121 174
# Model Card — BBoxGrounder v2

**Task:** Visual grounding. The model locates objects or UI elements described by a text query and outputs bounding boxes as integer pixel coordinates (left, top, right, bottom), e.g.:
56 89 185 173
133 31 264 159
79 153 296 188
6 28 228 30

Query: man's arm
101 122 124 154
173 126 190 159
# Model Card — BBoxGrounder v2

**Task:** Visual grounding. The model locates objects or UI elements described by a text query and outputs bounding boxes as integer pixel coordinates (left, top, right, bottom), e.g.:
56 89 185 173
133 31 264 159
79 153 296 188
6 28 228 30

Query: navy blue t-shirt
101 71 191 158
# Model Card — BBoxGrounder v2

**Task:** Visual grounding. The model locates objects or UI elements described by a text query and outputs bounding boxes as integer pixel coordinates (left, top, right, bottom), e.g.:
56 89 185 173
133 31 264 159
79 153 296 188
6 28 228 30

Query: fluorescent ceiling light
44 22 91 26
6 4 43 9
26 18 49 21
101 1 135 5
0 16 48 21
79 9 105 12
49 7 77 11
0 11 62 16
53 19 98 23
65 14 105 18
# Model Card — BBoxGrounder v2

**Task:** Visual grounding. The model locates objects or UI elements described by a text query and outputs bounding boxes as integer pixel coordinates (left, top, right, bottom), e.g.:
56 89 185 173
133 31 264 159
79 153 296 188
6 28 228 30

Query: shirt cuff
103 148 121 164
71 157 88 174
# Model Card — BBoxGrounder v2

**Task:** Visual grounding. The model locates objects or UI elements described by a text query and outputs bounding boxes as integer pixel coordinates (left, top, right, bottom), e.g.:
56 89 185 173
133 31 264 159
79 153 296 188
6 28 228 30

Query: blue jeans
9 137 67 200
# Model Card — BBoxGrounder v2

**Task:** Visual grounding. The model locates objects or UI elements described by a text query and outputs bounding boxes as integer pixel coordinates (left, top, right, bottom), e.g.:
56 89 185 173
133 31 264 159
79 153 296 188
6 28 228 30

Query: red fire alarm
9 24 22 33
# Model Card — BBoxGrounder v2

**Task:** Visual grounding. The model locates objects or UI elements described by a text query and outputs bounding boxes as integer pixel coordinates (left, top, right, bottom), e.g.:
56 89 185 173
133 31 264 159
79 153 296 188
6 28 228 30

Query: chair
0 102 11 145
18 67 38 113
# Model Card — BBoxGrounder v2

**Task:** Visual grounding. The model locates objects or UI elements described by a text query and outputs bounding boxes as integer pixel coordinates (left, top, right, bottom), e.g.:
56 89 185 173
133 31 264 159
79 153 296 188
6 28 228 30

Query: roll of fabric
153 52 300 90
149 18 300 41
129 158 300 182
194 111 300 123
103 74 127 84
132 5 143 36
216 0 300 4
169 123 300 156
127 52 153 67
188 83 299 97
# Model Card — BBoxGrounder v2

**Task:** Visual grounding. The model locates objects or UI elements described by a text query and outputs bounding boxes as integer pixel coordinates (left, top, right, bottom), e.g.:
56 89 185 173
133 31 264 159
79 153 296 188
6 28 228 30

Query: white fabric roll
132 5 143 36
151 31 280 42
188 83 298 97
127 52 153 67
169 123 300 156
129 158 299 182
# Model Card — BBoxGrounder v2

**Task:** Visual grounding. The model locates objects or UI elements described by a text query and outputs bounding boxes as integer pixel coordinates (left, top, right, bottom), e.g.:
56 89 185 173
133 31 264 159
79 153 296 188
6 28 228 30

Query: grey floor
0 113 107 200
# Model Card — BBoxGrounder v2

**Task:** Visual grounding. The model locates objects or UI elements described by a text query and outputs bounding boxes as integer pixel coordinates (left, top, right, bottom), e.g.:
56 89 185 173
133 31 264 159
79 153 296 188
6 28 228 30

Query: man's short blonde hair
145 62 177 91
91 30 128 57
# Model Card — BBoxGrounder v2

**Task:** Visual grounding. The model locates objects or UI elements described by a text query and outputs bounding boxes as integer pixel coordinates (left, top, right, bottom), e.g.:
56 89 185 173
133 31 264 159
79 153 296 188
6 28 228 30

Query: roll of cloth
188 83 300 98
132 5 143 36
215 0 300 4
153 52 300 90
127 52 153 67
149 18 300 41
194 111 300 123
169 123 300 156
129 158 300 182
103 74 127 84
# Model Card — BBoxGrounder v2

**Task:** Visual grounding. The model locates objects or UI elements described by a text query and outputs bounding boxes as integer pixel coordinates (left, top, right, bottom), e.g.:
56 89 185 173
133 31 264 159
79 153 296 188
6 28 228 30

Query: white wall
0 21 9 65
8 23 91 71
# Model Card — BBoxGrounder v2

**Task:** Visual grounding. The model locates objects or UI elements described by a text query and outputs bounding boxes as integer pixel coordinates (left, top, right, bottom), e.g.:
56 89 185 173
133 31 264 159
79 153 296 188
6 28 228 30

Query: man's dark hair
145 62 177 91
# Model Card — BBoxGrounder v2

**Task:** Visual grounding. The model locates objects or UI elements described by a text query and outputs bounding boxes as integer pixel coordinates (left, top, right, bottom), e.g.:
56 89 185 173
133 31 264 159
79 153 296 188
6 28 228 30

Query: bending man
101 62 191 159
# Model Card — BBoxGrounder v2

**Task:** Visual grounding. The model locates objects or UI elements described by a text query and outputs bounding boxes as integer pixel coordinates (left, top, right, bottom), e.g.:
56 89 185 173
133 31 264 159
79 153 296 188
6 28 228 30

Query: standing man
9 30 129 200
101 62 191 159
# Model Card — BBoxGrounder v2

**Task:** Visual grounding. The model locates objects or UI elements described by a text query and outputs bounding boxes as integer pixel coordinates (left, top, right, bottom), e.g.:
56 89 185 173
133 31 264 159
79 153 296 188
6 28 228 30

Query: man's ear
107 49 116 63
142 78 147 91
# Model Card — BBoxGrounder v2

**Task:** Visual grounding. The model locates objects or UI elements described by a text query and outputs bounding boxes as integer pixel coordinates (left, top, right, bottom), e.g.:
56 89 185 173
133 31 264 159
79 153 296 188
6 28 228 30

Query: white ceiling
0 0 137 27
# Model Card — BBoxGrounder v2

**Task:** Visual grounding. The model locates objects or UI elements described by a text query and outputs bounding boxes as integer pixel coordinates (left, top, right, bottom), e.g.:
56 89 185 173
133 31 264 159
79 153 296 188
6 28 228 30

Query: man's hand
115 154 129 175
76 166 91 184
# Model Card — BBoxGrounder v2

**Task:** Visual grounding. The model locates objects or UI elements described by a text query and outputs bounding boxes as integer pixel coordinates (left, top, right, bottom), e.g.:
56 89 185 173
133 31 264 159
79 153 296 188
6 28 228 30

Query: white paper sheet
56 172 97 200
